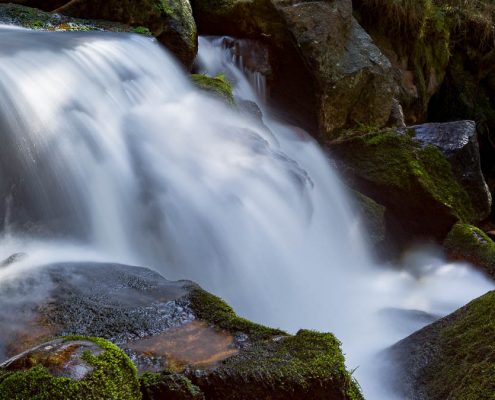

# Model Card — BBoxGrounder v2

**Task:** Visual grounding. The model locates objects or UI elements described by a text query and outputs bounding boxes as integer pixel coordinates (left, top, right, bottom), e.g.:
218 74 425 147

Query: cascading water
0 28 492 399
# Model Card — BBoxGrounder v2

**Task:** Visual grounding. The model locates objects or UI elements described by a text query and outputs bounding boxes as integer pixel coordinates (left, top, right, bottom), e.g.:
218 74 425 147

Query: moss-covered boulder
387 290 495 399
329 128 475 242
0 262 362 399
142 287 363 400
444 223 495 278
191 0 398 139
191 74 234 104
0 337 141 399
0 0 197 67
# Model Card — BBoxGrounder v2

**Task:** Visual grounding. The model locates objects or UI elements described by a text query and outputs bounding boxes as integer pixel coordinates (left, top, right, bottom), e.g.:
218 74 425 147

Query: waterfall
0 28 492 399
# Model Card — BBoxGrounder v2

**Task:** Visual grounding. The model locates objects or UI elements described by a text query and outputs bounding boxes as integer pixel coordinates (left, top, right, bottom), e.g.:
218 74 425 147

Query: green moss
422 291 495 399
140 371 203 399
188 287 286 340
0 337 141 400
444 223 495 277
213 330 363 399
334 130 475 224
132 26 153 36
191 74 235 105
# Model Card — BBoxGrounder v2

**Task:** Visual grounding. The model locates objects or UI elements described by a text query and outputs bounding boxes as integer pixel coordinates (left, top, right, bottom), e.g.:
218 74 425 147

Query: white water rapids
0 29 492 399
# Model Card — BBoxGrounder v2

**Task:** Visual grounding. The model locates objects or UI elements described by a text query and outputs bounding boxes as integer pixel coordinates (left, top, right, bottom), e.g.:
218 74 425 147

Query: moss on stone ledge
0 336 141 400
330 129 475 239
191 74 235 105
188 287 286 340
444 223 495 278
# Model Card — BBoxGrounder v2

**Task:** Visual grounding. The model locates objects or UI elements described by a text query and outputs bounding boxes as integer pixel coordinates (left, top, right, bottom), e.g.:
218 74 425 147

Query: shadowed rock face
0 261 363 399
190 0 398 139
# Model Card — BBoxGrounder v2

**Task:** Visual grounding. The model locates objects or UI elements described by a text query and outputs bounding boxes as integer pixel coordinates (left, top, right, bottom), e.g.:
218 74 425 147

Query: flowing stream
0 28 492 399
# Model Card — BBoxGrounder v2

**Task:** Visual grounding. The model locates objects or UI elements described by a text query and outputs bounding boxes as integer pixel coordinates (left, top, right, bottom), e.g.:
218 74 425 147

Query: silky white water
0 29 492 399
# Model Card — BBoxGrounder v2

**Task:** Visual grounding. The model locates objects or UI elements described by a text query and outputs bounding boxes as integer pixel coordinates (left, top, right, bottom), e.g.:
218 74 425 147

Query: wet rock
386 290 495 399
444 223 495 278
351 190 386 248
404 121 492 221
0 337 141 399
0 1 197 68
55 0 198 68
0 3 147 33
190 0 398 139
0 262 363 399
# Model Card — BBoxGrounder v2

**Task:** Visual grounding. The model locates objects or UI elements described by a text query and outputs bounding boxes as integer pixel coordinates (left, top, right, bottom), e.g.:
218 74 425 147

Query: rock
386 290 495 399
0 1 197 68
0 3 148 33
0 262 362 399
0 337 141 399
190 0 398 139
141 372 205 400
190 74 234 104
351 190 386 248
444 223 495 278
352 0 451 124
404 121 492 221
329 129 475 242
55 0 198 68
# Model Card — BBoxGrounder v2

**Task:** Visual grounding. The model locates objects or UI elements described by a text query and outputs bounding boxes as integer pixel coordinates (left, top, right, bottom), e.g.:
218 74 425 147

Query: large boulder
191 0 398 139
0 261 362 399
0 0 198 68
386 290 495 399
329 128 476 242
404 121 492 222
0 337 141 399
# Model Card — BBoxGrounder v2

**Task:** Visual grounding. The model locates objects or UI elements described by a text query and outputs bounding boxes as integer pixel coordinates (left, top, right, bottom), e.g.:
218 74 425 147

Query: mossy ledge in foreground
140 287 364 400
0 336 141 400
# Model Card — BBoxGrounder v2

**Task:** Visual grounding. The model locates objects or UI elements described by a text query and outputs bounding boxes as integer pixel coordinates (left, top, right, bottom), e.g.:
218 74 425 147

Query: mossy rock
191 74 235 105
141 372 204 400
0 3 144 32
140 287 363 399
0 337 141 400
330 129 475 241
444 223 495 278
388 290 495 399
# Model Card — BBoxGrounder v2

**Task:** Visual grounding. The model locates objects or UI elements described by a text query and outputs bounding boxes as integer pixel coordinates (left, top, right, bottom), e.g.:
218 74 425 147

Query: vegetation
188 287 286 339
190 74 235 105
422 291 495 399
0 337 141 400
444 223 495 278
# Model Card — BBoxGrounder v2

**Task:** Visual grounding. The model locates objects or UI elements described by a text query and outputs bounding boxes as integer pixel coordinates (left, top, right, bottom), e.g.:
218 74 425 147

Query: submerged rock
0 262 362 399
387 290 495 399
190 0 398 138
191 74 234 104
0 337 141 399
351 190 386 248
444 223 495 278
